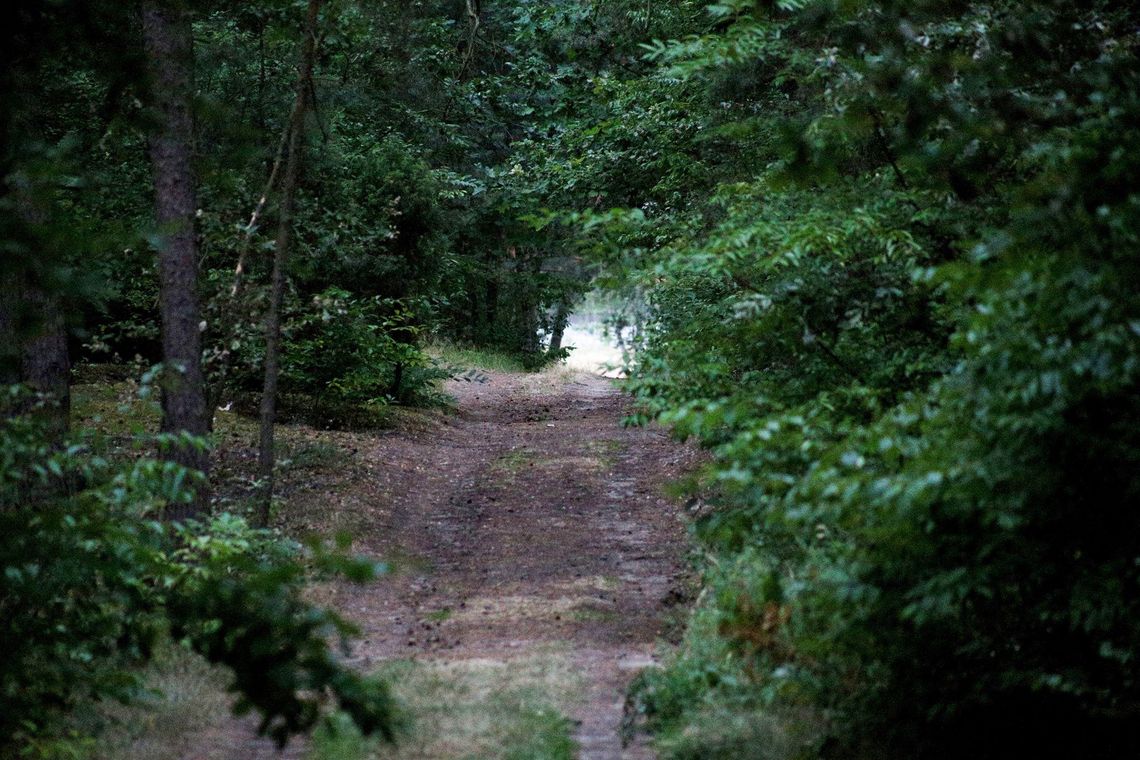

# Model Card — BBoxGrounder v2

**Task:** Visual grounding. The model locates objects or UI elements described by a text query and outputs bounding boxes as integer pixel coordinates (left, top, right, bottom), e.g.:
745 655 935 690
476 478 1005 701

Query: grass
309 656 580 760
569 606 620 623
70 380 161 439
424 607 453 623
649 703 823 760
81 649 581 760
373 545 435 576
280 440 349 472
629 595 827 760
584 439 623 468
75 624 583 760
492 447 615 483
80 644 233 760
492 448 538 475
426 340 531 374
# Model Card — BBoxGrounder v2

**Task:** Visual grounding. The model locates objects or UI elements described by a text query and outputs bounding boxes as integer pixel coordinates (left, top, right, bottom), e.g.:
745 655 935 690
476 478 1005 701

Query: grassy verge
73 644 232 760
77 647 580 760
426 340 532 374
310 656 579 760
629 561 826 760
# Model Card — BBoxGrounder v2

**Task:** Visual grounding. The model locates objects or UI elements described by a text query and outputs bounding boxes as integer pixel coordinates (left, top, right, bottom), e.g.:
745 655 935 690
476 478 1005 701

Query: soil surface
194 368 697 759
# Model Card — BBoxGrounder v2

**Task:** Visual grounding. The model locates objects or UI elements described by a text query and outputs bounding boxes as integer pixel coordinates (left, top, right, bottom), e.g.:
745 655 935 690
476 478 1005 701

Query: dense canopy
3 1 1139 757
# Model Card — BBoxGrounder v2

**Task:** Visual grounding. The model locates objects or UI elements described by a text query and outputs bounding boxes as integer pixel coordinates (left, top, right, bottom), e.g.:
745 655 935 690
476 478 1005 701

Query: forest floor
89 363 698 760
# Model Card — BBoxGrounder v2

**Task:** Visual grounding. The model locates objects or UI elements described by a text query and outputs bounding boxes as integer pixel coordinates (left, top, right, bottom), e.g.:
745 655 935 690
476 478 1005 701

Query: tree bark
142 1 211 519
257 0 321 527
0 282 67 400
1 55 70 440
0 282 19 388
19 285 70 441
520 252 542 354
0 218 70 442
459 0 481 76
15 187 70 441
548 301 568 353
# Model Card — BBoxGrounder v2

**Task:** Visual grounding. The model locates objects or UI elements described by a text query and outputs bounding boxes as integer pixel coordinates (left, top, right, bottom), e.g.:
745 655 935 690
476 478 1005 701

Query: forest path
200 367 696 759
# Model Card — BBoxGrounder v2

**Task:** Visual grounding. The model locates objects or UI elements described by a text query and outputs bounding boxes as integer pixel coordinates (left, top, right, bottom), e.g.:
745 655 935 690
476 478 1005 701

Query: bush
605 1 1140 757
0 389 396 754
209 287 451 426
280 288 448 416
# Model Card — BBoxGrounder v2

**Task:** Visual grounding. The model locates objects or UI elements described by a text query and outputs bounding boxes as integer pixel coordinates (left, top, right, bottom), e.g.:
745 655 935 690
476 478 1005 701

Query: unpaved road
196 368 696 759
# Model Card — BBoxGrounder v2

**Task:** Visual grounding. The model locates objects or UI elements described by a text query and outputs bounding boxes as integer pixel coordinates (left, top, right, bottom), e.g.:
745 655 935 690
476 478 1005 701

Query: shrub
280 288 447 414
609 1 1140 757
0 388 396 754
210 287 451 426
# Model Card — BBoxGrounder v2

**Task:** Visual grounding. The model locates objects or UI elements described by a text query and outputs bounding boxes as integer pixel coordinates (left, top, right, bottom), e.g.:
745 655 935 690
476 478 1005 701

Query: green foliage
524 0 1140 757
0 391 395 754
279 288 448 417
60 1 574 419
9 0 1140 756
309 710 385 760
302 134 448 301
167 538 395 746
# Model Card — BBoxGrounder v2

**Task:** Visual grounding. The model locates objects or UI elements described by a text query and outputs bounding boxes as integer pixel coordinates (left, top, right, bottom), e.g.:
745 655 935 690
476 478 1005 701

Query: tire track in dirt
195 368 697 760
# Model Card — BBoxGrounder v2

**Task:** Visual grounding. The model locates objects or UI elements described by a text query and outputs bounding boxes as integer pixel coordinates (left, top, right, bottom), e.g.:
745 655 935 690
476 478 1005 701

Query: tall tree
0 279 67 439
0 7 73 442
142 0 210 517
257 0 322 526
12 281 71 443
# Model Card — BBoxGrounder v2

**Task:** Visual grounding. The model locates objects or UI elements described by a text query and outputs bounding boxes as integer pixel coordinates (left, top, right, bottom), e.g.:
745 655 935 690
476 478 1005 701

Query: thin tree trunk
548 301 568 353
257 21 267 139
521 252 542 354
0 29 19 389
459 0 481 76
142 1 211 519
257 0 321 527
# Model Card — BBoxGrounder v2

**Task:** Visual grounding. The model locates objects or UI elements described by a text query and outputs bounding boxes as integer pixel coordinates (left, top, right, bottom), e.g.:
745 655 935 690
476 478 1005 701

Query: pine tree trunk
0 282 19 387
520 253 542 354
15 188 70 442
19 286 70 441
0 220 70 442
142 1 211 519
1 71 71 440
257 0 321 527
548 301 568 353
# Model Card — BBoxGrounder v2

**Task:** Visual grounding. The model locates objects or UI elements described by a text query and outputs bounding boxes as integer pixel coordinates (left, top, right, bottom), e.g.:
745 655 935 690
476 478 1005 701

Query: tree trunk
0 234 70 444
519 252 542 354
0 62 71 440
548 301 568 353
15 187 70 441
0 281 69 424
19 286 70 441
142 1 211 519
257 0 321 527
0 282 19 388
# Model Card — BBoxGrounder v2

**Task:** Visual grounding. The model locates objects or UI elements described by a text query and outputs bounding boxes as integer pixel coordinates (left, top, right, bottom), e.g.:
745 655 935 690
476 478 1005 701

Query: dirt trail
198 368 696 759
